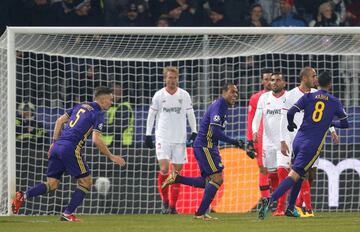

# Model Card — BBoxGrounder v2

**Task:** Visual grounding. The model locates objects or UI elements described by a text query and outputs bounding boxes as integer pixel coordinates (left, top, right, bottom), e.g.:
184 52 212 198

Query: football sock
296 191 303 207
196 181 220 216
259 172 270 198
268 172 279 192
158 172 169 203
169 184 180 209
64 185 89 215
287 178 303 211
300 179 313 210
25 182 49 199
270 177 295 205
176 176 206 188
277 167 289 211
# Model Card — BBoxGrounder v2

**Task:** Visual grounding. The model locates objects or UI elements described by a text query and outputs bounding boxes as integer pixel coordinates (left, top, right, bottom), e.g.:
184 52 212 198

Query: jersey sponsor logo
163 107 182 114
266 109 282 115
213 115 221 122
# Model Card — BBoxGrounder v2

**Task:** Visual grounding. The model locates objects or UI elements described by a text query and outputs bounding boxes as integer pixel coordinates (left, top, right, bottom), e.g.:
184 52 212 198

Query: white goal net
0 27 359 215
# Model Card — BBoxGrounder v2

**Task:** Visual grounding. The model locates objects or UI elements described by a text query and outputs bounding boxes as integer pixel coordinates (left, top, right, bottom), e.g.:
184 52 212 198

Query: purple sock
287 178 303 211
196 181 220 215
64 186 89 215
26 182 48 198
270 177 296 204
176 176 206 188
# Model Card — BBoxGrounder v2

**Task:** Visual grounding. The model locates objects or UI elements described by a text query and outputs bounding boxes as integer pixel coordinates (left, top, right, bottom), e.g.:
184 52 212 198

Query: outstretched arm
211 125 242 147
93 131 125 166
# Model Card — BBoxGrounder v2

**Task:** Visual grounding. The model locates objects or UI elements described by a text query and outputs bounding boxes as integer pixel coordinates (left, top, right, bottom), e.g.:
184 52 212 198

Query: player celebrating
280 67 338 217
258 71 349 220
252 72 289 216
11 87 126 221
145 66 197 214
246 69 273 207
161 83 250 220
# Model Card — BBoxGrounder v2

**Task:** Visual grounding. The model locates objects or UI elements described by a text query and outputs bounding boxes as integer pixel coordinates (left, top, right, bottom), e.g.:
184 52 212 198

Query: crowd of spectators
1 0 359 34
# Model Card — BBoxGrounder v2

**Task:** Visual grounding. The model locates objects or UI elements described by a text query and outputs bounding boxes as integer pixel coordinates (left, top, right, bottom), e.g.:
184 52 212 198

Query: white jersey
252 91 287 149
149 87 194 143
280 87 317 142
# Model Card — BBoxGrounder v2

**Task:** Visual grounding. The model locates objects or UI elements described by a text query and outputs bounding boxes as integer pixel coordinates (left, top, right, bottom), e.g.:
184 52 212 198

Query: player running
161 83 254 220
12 87 126 221
258 71 349 220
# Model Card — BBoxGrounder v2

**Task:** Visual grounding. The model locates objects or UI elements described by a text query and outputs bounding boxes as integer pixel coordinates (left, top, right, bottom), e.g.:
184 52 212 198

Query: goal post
1 27 360 215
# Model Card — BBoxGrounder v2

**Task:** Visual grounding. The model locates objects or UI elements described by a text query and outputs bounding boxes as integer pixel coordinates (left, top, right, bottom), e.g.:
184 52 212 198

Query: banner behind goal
0 27 359 215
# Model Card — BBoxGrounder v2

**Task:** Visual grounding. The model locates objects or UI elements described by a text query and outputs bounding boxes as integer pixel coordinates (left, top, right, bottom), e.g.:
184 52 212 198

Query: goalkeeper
161 83 254 220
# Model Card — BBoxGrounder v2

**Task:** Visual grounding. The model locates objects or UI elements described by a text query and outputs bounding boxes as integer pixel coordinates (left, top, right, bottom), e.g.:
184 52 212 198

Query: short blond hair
163 66 179 79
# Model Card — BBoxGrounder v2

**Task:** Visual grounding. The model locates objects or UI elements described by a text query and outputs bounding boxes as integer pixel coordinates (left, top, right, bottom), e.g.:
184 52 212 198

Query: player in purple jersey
11 87 126 222
258 72 349 220
161 83 254 220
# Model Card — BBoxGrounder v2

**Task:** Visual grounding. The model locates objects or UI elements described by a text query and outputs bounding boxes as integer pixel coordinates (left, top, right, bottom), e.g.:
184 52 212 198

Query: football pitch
1 213 360 232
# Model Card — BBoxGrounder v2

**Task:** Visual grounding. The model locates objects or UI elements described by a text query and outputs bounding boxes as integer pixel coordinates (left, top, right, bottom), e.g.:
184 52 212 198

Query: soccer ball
95 177 111 196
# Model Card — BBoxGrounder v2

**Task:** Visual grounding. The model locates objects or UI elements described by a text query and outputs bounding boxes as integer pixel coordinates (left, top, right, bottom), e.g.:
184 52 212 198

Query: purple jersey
290 90 348 176
58 102 105 148
194 97 228 148
47 102 104 179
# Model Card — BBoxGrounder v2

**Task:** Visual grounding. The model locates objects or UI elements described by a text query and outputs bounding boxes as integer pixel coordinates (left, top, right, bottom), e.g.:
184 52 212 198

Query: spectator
331 0 347 24
102 83 134 147
271 0 306 27
156 16 170 27
223 0 249 26
346 0 359 26
257 0 281 25
27 0 53 26
16 102 46 149
309 1 340 27
244 3 269 26
166 0 196 26
206 0 228 26
148 0 169 23
117 1 151 26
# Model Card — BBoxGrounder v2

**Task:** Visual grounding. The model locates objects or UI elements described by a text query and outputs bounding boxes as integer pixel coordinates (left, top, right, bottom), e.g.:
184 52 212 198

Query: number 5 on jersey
70 108 86 127
312 101 325 122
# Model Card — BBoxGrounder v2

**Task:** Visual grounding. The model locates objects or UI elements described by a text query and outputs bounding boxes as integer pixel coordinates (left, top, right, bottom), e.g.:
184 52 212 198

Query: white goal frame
4 27 360 215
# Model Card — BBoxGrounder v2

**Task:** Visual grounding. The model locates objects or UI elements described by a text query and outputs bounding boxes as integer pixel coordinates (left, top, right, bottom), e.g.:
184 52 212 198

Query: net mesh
0 29 359 215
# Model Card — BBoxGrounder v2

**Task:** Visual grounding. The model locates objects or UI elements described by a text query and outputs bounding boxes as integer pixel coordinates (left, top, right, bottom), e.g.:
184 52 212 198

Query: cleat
272 209 285 216
161 201 170 214
169 207 178 214
285 208 300 218
258 198 270 220
194 214 218 220
60 214 81 222
305 209 315 217
11 191 25 214
161 171 178 189
295 206 306 217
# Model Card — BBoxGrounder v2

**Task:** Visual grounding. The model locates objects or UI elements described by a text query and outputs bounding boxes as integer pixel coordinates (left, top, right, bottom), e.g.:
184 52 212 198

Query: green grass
1 213 360 232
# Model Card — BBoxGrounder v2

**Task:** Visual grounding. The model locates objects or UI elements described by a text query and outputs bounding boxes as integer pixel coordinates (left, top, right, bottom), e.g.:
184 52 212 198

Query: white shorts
263 146 291 172
155 140 188 164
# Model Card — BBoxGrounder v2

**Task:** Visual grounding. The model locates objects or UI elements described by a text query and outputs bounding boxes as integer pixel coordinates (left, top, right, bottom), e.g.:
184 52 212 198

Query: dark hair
222 82 235 92
318 71 331 87
271 72 286 81
94 86 112 98
261 68 272 78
